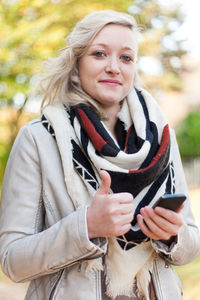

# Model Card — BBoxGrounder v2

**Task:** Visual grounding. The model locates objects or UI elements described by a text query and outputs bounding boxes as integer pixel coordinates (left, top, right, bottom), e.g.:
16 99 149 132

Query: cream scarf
43 88 173 299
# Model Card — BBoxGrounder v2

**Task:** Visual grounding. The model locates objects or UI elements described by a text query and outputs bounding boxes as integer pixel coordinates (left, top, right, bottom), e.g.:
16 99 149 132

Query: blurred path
159 57 200 129
0 281 28 300
189 188 200 229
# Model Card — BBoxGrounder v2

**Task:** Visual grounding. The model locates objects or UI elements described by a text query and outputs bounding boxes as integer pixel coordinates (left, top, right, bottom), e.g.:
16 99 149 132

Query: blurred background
0 0 200 299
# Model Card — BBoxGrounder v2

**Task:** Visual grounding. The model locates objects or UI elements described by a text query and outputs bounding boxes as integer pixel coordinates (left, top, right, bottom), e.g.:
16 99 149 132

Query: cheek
79 61 95 96
79 61 90 89
125 66 136 85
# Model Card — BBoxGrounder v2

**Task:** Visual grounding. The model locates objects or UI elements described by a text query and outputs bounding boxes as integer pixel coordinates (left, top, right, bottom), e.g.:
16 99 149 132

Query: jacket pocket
171 266 183 296
152 258 183 300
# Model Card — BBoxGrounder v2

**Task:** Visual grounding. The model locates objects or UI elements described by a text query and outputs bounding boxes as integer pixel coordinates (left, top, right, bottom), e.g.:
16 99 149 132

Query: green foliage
174 255 200 300
0 142 10 188
176 111 200 158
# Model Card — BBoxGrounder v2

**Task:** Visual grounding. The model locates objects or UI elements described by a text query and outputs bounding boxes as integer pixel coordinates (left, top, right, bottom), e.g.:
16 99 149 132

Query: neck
102 104 120 138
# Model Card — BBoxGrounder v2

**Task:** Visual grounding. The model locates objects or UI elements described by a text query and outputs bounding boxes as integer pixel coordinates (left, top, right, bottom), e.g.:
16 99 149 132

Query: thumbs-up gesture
87 170 134 239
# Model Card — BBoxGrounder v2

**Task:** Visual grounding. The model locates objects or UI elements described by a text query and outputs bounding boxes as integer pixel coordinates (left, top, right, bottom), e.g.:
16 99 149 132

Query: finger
140 208 170 239
177 203 184 213
120 212 134 223
117 223 132 236
119 193 133 204
97 170 111 195
142 207 181 237
154 206 183 226
137 214 160 240
110 211 134 225
111 193 133 204
119 203 134 215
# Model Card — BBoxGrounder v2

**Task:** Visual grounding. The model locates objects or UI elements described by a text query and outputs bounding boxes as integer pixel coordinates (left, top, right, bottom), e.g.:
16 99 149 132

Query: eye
92 51 106 58
121 55 133 62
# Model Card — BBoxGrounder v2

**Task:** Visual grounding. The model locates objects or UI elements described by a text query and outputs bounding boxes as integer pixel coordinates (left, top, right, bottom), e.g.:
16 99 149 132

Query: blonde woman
0 10 199 300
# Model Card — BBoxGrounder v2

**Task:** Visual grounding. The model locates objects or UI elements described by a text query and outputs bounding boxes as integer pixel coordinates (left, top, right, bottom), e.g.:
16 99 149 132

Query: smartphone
152 194 186 211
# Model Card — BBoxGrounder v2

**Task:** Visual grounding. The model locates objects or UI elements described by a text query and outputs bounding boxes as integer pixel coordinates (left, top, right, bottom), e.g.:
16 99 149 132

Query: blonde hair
40 10 140 113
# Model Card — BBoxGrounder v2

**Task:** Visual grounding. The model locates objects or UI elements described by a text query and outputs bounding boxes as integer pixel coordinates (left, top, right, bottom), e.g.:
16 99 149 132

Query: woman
0 10 199 300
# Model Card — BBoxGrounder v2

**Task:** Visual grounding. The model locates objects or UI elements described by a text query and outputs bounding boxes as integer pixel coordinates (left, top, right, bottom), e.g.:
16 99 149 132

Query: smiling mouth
99 80 122 85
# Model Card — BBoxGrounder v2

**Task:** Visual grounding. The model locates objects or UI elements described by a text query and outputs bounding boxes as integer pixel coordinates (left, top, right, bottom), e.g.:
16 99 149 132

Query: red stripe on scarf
129 124 170 173
78 108 107 152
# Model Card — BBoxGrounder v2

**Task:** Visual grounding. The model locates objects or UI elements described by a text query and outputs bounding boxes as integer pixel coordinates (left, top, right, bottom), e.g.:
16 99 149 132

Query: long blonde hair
40 10 140 113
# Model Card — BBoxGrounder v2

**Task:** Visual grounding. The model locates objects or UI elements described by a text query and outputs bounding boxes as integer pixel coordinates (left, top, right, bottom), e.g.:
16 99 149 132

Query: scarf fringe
104 238 154 299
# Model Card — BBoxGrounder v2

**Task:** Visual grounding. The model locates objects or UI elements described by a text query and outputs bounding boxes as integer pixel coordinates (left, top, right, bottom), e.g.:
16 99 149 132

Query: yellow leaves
139 31 163 57
0 47 12 61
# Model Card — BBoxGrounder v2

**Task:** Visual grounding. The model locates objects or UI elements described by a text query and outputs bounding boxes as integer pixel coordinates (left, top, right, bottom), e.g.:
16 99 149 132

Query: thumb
97 170 111 195
177 203 184 213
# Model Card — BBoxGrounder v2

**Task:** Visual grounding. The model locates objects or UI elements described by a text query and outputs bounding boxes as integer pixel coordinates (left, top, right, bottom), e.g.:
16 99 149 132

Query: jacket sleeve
0 124 107 283
151 129 200 265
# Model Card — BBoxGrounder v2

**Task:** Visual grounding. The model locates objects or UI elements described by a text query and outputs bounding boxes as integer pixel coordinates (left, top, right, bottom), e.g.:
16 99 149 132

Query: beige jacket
0 119 200 300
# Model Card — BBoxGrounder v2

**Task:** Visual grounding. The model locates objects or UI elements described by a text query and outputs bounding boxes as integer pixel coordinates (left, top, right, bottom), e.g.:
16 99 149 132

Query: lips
99 79 122 85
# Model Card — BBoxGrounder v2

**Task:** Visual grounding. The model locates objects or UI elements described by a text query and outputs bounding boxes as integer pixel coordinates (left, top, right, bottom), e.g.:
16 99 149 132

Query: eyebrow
90 43 135 52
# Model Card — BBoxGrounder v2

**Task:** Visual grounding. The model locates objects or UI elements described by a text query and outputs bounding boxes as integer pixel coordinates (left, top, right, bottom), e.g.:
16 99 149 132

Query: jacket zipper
96 270 102 300
152 259 163 300
77 253 103 300
49 269 64 300
49 252 104 299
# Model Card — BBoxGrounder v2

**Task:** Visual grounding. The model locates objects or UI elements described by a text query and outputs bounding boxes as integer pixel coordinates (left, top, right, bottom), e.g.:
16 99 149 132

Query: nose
105 55 120 74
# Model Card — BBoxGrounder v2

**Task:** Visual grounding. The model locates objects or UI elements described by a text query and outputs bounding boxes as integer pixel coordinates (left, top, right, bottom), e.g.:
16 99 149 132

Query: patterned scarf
42 88 175 299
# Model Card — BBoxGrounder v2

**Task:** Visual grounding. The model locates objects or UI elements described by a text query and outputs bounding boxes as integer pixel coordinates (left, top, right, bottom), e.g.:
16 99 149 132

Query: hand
87 170 134 239
137 205 184 241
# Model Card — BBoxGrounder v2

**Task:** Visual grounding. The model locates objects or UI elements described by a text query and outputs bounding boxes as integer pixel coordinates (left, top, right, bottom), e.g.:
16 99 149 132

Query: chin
99 99 120 107
97 95 122 106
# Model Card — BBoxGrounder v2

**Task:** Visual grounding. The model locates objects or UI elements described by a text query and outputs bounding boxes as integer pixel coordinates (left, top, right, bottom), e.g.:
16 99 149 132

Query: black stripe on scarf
72 104 120 157
125 124 145 154
136 89 153 143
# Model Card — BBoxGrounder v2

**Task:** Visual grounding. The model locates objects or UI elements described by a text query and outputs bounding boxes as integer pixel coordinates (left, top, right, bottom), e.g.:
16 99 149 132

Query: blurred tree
0 0 132 107
0 0 133 187
130 0 186 94
176 111 200 158
0 0 186 108
0 0 186 187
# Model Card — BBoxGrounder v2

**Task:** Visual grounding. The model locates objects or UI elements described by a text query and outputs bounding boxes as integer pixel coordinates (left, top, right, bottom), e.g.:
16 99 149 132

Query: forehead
91 24 137 50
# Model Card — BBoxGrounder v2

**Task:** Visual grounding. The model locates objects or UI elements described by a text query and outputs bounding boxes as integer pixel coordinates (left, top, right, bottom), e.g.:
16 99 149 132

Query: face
79 24 137 111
